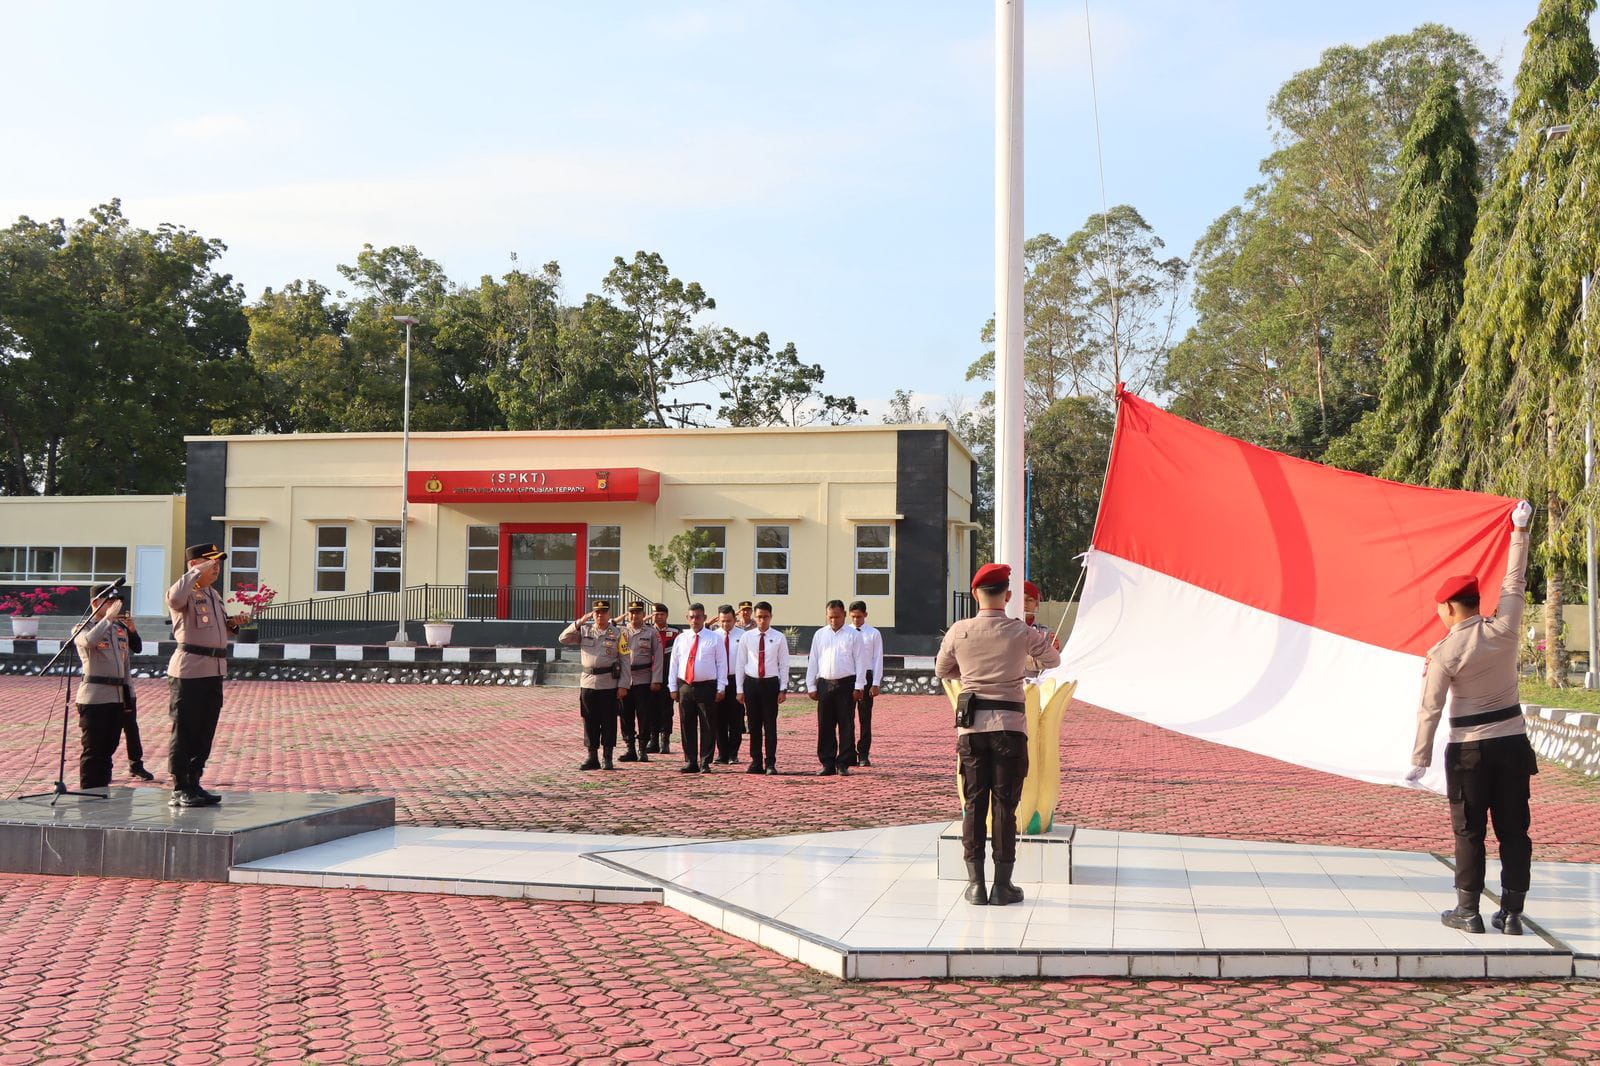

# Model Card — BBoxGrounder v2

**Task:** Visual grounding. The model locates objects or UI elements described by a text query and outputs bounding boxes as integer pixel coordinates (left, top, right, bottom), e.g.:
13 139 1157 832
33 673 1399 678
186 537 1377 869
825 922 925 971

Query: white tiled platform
1487 857 1600 977
231 827 692 902
592 823 1589 980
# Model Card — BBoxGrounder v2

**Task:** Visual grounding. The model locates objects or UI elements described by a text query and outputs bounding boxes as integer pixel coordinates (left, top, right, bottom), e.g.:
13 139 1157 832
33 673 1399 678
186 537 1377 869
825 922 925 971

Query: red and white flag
1054 392 1517 792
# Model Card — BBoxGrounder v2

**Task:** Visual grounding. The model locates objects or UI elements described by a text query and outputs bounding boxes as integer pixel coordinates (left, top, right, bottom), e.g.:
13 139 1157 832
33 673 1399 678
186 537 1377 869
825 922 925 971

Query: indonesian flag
1054 392 1517 793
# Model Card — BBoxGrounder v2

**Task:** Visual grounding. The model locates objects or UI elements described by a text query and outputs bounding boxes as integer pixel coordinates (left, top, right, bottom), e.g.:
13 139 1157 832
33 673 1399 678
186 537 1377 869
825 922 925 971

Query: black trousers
715 676 743 760
678 682 718 768
619 682 652 742
815 679 857 770
958 730 1030 865
1445 732 1537 895
168 676 224 788
744 677 782 767
119 692 145 764
856 670 876 760
77 703 123 789
579 688 620 753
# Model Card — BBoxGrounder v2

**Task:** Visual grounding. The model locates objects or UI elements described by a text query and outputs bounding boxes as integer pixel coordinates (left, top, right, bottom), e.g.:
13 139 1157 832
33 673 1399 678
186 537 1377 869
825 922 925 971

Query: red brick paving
2 678 1595 858
1 678 1598 1064
0 875 1594 1066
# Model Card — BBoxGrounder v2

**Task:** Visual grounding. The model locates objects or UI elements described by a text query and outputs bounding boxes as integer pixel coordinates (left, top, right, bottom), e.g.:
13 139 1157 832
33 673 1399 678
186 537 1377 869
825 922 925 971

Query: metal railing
951 591 977 623
253 583 653 643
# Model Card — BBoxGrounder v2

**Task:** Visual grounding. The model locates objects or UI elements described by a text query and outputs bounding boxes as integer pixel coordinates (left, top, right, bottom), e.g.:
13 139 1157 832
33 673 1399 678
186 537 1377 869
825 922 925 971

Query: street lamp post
390 315 419 647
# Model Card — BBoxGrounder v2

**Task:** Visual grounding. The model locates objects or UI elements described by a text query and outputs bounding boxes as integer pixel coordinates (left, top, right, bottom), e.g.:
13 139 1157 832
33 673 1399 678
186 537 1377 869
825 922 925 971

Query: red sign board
407 468 660 504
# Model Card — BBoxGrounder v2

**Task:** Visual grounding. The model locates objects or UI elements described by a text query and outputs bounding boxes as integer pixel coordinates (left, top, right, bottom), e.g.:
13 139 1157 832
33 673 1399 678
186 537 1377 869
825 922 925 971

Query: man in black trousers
804 599 865 776
668 603 727 774
735 601 789 774
165 543 248 807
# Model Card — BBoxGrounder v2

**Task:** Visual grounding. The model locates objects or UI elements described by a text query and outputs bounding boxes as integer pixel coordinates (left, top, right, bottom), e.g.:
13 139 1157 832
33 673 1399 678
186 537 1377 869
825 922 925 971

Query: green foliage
1025 397 1114 599
1510 0 1599 131
647 529 719 607
0 200 250 494
701 327 863 426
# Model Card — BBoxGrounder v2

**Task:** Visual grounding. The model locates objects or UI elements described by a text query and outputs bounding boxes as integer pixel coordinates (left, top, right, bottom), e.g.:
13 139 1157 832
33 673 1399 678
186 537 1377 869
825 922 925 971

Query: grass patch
1520 678 1600 714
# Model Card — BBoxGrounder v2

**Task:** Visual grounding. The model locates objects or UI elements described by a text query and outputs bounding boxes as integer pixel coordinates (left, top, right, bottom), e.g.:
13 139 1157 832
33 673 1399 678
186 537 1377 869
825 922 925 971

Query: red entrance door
497 523 587 620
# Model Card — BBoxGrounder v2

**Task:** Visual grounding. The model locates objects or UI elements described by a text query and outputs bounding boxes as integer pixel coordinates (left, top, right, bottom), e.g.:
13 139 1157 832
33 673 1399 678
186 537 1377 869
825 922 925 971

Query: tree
880 389 930 424
602 251 716 427
648 529 720 607
1439 0 1598 686
0 201 249 494
1025 397 1114 600
1325 75 1478 480
700 327 862 427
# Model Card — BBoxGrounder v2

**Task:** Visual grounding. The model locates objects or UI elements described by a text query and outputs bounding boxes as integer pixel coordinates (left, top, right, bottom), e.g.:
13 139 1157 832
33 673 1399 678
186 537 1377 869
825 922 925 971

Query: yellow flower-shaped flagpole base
945 677 1078 835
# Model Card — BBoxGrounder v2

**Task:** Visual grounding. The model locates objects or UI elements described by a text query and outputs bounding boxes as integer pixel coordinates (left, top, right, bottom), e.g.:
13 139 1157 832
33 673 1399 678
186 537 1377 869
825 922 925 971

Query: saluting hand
1511 500 1533 530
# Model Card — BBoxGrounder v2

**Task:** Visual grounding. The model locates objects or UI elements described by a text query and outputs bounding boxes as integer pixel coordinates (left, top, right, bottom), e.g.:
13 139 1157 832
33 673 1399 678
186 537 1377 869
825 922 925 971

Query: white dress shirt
715 624 741 678
735 627 791 694
668 626 728 694
805 624 866 693
853 622 884 685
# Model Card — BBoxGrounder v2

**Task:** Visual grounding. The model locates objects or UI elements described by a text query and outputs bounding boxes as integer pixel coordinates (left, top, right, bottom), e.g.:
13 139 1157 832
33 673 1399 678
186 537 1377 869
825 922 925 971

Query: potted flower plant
0 586 75 639
424 607 454 647
228 583 278 643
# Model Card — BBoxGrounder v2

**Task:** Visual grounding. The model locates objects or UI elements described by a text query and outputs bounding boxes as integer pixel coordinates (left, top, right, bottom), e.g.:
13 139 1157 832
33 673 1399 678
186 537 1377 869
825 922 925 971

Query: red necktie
758 634 766 678
685 632 699 683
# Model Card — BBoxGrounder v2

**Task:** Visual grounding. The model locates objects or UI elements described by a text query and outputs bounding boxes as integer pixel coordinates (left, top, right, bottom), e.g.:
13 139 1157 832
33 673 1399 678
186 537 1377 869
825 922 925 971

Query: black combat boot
963 861 988 906
1492 889 1526 935
192 780 222 804
129 761 155 782
618 738 638 762
637 742 649 763
643 734 659 754
659 732 672 754
602 750 616 771
578 749 602 771
989 862 1024 906
1440 889 1486 933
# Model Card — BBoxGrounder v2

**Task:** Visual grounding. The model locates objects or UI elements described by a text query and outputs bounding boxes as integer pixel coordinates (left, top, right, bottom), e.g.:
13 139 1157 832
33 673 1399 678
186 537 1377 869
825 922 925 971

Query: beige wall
0 495 186 611
206 424 973 629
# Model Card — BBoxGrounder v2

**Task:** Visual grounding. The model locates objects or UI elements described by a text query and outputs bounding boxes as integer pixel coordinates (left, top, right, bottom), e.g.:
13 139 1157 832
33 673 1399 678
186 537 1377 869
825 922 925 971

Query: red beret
972 562 1011 591
1435 575 1479 603
1023 580 1041 600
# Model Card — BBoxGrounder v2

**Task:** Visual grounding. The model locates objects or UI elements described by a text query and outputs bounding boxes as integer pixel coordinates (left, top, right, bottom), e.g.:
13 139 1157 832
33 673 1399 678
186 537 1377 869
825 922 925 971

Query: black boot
660 732 672 754
602 750 616 771
1440 889 1486 933
989 862 1024 907
129 761 155 782
643 734 659 754
192 780 222 804
963 861 988 906
637 742 649 763
619 738 639 762
1492 889 1526 935
578 749 601 771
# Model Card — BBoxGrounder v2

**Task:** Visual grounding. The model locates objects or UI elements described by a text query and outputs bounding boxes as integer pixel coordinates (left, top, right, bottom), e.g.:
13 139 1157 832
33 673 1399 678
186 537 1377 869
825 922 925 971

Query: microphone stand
19 604 111 804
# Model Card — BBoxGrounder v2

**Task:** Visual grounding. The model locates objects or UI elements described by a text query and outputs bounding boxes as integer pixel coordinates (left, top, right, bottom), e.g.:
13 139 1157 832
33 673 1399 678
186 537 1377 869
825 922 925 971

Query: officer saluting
936 563 1060 907
618 600 662 763
1409 500 1537 935
74 583 151 789
167 543 246 808
559 599 630 771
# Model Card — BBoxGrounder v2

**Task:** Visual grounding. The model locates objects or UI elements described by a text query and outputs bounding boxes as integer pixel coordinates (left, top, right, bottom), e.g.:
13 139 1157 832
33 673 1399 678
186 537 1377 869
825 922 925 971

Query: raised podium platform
936 820 1075 882
0 788 394 883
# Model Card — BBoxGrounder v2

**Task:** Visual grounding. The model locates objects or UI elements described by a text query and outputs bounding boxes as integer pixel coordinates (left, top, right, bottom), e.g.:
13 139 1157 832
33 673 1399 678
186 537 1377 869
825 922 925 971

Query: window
754 525 790 596
587 525 621 594
229 527 261 592
0 546 125 583
689 525 726 597
854 525 892 597
466 525 499 615
314 526 347 593
371 525 402 593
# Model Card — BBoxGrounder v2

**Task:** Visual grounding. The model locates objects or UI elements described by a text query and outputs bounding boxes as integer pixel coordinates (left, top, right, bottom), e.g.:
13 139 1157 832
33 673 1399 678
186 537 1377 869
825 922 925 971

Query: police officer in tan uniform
1022 580 1062 680
74 584 148 788
1408 500 1536 935
649 603 680 755
167 543 247 807
618 600 662 763
936 563 1060 907
559 598 630 771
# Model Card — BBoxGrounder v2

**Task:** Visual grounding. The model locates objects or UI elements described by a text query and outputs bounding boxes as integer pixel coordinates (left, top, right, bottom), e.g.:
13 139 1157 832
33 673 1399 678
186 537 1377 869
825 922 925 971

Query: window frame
853 524 893 598
689 524 727 597
314 525 348 594
0 545 127 584
587 524 622 595
466 525 500 615
371 524 402 593
753 524 790 597
228 527 261 593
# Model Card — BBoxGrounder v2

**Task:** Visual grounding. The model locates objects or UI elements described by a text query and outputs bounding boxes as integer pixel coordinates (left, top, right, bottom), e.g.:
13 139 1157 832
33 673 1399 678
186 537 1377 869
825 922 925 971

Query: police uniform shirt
1024 620 1054 678
1413 530 1531 766
734 627 790 694
805 625 867 692
935 609 1061 734
167 567 229 678
623 621 664 685
667 627 728 694
852 622 884 684
557 620 628 691
75 616 133 705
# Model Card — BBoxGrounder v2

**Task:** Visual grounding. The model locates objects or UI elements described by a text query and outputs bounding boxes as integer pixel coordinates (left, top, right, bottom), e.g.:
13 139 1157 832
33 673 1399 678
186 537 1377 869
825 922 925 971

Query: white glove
1512 500 1533 529
1404 766 1427 786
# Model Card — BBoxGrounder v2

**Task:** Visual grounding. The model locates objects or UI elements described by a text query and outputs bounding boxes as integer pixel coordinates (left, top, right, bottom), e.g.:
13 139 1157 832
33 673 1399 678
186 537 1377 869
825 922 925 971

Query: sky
0 0 1571 420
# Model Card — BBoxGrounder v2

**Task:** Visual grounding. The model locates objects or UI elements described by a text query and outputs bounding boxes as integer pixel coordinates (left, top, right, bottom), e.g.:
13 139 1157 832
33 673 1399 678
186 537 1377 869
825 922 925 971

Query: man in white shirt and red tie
847 600 884 767
668 603 728 774
736 600 789 774
713 605 744 763
805 599 866 776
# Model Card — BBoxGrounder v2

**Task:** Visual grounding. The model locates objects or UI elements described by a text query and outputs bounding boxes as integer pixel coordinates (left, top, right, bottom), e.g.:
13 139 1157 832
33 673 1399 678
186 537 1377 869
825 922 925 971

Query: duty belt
969 697 1025 713
86 675 130 687
180 643 228 658
1449 703 1522 728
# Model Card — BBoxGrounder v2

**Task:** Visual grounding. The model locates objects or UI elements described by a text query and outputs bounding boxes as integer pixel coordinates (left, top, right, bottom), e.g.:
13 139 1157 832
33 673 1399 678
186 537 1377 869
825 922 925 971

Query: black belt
1450 704 1523 728
180 643 228 659
86 675 129 687
819 676 857 685
970 697 1025 713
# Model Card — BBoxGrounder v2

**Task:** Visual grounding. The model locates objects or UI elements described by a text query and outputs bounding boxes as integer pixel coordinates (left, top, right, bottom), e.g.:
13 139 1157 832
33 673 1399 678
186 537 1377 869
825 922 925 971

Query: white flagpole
994 0 1026 617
